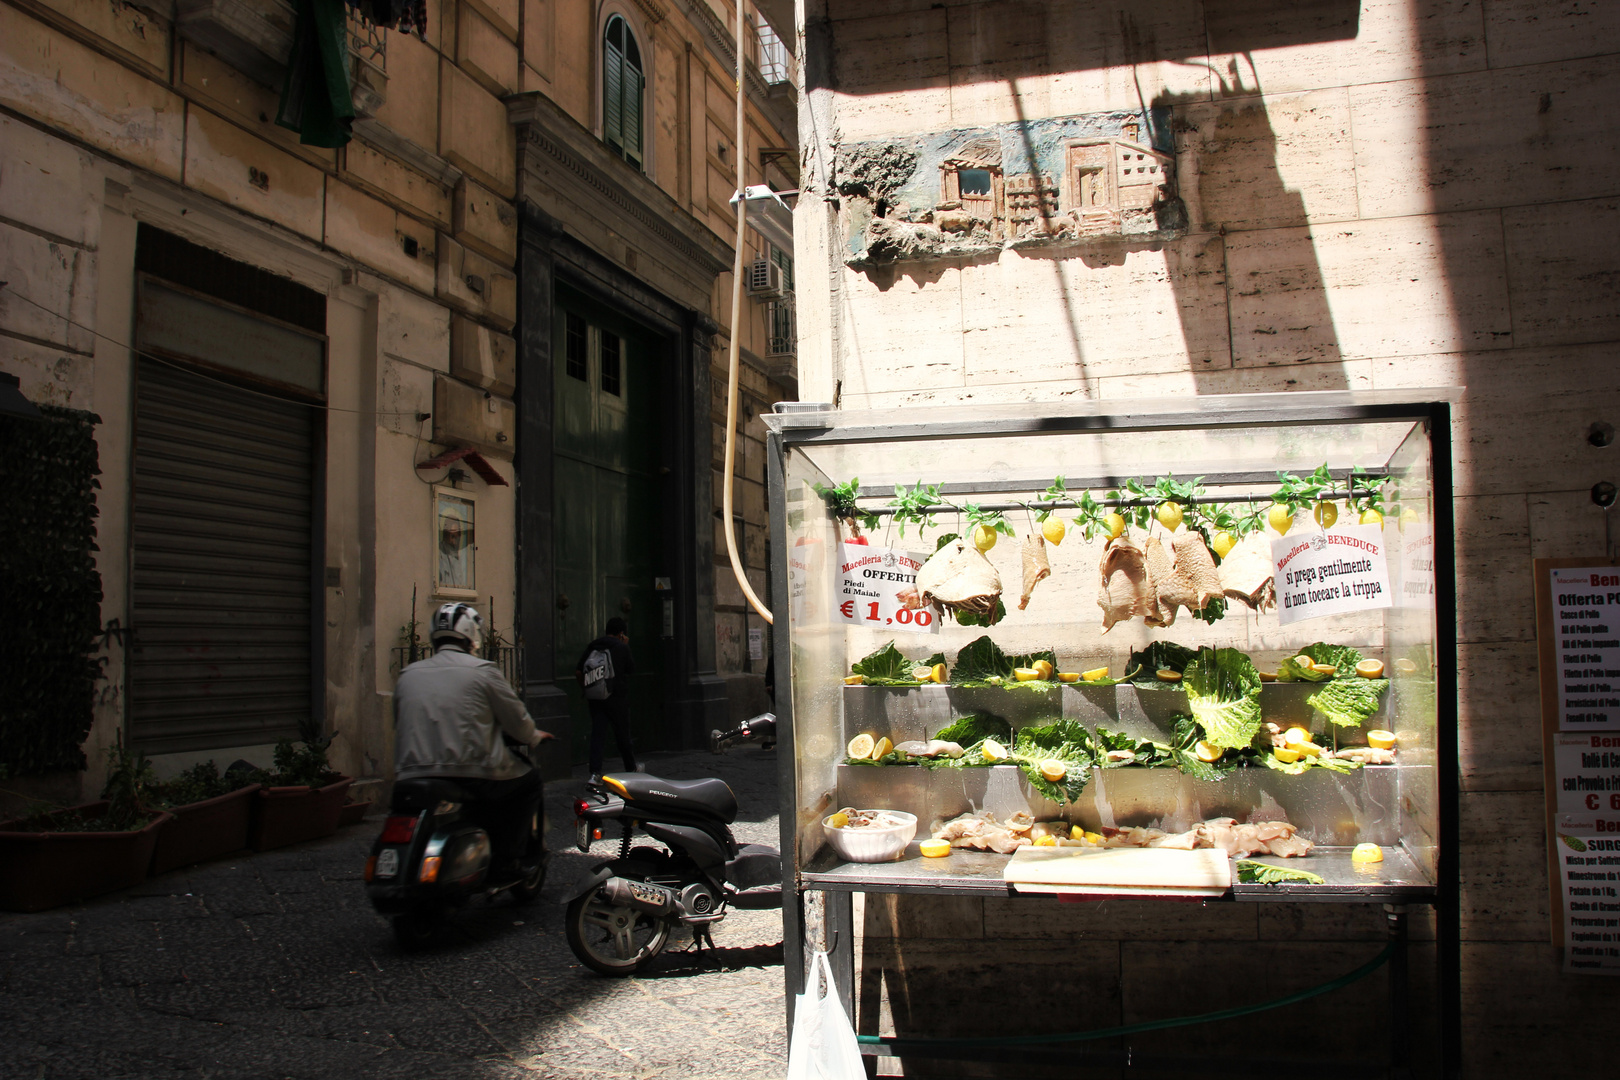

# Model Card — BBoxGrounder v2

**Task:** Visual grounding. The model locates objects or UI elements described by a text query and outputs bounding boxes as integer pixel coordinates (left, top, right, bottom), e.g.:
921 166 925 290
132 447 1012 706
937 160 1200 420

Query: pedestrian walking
576 616 637 777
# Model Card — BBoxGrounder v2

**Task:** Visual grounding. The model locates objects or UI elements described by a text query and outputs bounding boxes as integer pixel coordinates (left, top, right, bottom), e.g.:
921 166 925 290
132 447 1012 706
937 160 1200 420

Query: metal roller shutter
129 357 316 754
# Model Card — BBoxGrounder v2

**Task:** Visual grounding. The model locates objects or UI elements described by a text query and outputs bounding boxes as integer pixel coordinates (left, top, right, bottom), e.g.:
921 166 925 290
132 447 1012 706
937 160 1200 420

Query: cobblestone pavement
0 746 788 1080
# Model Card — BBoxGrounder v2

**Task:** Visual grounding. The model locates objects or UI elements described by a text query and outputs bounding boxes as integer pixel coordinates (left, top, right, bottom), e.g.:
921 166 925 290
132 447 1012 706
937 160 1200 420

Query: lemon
1194 740 1222 763
912 667 932 681
1105 512 1126 539
871 737 893 760
844 674 865 685
1399 507 1420 531
1071 825 1085 841
972 524 998 552
827 812 849 829
1033 659 1054 681
1268 503 1293 534
1042 517 1067 545
1212 530 1236 558
1394 657 1419 675
1292 655 1315 672
1360 508 1383 526
931 662 948 684
982 738 1009 763
1258 671 1277 682
1273 747 1301 764
1356 659 1385 679
1284 727 1311 745
1367 729 1397 750
1012 667 1042 682
1081 666 1110 682
1351 843 1383 864
1313 664 1338 677
1033 834 1057 847
1156 668 1182 683
919 838 951 857
846 733 875 759
1156 501 1184 531
1084 831 1104 844
1295 741 1323 758
1057 672 1081 683
1039 759 1067 782
1314 501 1338 529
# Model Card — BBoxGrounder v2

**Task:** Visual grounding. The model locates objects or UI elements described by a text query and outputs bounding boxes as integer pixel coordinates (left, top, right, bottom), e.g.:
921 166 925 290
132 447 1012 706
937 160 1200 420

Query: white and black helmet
431 602 483 652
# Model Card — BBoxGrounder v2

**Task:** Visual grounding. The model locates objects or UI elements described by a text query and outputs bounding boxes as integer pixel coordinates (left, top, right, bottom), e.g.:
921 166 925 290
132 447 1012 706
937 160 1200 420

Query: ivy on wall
0 406 104 776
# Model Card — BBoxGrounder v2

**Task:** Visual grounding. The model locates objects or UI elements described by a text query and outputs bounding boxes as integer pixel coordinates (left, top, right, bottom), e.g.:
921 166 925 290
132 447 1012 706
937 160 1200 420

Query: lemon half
846 733 875 759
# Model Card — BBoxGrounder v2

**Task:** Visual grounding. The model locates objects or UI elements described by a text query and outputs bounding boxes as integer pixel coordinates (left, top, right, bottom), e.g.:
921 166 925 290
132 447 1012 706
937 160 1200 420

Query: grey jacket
394 646 538 782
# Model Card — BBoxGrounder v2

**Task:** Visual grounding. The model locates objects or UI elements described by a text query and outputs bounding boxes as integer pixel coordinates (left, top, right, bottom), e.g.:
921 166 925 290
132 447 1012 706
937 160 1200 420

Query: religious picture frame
433 489 477 597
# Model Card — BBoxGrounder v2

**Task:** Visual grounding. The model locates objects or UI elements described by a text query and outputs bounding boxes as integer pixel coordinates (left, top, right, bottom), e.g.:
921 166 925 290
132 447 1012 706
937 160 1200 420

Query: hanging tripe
915 535 1003 625
1018 533 1051 610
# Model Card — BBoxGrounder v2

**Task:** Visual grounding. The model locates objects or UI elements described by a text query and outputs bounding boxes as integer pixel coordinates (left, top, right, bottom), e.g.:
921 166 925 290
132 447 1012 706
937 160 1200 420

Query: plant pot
0 802 173 913
337 799 371 827
248 777 352 851
149 784 262 875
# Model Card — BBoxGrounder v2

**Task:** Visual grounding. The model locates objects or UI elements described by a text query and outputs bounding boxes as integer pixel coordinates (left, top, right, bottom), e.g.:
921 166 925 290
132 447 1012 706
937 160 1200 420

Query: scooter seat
391 777 476 813
608 773 738 823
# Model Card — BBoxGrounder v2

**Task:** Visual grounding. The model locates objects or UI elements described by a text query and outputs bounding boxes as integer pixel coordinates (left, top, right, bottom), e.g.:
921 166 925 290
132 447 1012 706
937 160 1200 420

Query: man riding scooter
394 603 554 882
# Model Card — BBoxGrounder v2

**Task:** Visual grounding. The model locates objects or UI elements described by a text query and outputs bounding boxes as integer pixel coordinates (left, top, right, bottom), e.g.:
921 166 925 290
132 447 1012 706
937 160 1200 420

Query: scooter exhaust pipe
600 876 678 916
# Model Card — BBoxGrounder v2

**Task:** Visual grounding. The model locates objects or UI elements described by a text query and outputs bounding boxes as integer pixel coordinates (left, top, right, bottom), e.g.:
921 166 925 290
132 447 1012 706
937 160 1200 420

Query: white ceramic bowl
822 810 918 863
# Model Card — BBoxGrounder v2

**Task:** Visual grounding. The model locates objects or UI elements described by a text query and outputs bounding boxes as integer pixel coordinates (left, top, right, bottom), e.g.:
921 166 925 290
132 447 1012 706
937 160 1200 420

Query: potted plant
247 736 352 851
147 761 262 875
0 740 173 912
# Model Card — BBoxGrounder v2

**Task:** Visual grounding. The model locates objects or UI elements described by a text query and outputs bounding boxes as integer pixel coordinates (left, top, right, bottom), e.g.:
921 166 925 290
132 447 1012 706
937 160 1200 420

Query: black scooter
563 713 781 975
364 744 545 947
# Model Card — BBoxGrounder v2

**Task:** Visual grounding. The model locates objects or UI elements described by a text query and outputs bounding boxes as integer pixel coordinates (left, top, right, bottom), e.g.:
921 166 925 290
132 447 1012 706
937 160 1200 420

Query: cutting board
1004 846 1232 896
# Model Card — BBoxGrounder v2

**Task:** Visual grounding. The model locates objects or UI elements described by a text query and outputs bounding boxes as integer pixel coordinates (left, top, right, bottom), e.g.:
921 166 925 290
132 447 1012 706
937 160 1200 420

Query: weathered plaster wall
796 0 1620 1072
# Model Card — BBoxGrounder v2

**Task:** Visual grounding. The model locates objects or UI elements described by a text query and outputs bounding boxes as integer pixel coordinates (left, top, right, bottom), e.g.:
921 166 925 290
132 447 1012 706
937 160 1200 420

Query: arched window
603 15 644 170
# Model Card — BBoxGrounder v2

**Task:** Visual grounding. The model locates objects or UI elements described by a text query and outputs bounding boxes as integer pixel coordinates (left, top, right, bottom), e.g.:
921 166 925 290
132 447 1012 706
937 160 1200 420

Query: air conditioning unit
746 258 785 300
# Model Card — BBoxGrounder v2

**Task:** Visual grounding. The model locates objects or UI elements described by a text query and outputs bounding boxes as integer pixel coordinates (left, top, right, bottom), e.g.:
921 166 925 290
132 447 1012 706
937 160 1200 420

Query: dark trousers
588 697 637 776
457 769 543 865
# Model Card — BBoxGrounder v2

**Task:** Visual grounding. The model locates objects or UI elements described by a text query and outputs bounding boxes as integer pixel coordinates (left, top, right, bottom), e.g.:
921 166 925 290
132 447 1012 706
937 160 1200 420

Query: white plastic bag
786 950 865 1080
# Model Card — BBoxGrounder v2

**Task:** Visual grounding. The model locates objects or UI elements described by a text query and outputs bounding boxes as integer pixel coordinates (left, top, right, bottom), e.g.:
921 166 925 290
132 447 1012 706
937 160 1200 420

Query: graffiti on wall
835 108 1186 266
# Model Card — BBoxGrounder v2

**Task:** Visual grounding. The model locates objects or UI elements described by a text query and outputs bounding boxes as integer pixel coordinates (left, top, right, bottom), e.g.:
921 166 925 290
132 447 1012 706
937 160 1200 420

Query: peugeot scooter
364 743 546 947
563 713 782 974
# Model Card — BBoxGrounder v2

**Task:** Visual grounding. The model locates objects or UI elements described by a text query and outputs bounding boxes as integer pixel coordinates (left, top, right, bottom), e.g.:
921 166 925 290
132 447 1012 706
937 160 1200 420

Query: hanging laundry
277 0 355 148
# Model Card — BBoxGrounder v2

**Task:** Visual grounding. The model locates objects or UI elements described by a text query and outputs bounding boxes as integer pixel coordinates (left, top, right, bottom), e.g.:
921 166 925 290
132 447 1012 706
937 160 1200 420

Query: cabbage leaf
933 713 1011 747
1129 641 1197 687
1010 720 1094 803
1182 648 1264 749
1307 677 1390 728
850 641 923 686
1277 642 1365 682
949 636 1057 687
1236 860 1325 885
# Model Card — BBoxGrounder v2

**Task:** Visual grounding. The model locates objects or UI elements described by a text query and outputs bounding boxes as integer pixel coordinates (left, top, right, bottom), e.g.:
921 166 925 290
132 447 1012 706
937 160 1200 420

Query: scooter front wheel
392 909 440 950
565 880 672 975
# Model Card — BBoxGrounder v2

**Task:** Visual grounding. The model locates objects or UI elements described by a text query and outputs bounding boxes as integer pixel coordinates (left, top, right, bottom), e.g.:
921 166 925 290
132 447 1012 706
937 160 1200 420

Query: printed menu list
1549 565 1620 731
1556 833 1620 975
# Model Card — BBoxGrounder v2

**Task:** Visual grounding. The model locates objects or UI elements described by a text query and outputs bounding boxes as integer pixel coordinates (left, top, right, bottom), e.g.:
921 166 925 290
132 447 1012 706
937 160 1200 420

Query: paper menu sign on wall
1547 565 1620 731
1271 524 1394 626
1555 833 1620 975
834 543 939 634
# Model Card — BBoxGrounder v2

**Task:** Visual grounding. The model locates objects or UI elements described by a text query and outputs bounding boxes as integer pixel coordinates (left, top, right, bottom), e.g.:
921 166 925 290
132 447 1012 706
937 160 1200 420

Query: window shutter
604 39 624 151
624 65 643 166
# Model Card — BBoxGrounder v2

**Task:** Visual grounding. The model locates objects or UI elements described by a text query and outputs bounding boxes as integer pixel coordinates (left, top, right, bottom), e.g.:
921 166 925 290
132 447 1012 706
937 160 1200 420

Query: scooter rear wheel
565 878 672 975
392 909 440 950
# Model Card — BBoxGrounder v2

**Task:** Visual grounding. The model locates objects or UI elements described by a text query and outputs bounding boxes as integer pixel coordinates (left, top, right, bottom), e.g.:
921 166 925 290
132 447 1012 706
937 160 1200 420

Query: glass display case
765 393 1459 1073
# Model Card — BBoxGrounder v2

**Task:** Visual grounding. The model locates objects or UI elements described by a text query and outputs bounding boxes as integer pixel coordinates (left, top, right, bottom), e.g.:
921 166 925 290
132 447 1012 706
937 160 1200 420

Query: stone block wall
796 0 1620 1072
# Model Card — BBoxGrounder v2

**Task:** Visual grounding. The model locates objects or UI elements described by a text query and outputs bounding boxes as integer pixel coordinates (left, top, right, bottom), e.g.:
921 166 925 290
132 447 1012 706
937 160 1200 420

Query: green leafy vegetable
955 598 1007 627
923 652 946 669
949 636 1057 687
1089 727 1172 768
934 713 1011 747
1276 655 1332 682
812 477 880 535
1070 666 1143 688
1307 678 1390 728
1010 720 1094 803
1182 648 1264 749
1128 641 1197 686
1279 643 1365 681
1236 861 1326 885
850 642 923 686
1262 751 1359 775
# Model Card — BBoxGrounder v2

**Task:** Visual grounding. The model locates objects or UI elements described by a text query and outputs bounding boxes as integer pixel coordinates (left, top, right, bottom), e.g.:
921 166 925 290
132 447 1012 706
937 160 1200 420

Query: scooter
564 713 782 975
364 744 546 948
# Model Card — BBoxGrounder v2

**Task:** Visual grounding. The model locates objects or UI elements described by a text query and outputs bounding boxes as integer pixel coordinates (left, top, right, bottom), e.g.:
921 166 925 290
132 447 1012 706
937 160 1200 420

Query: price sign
1271 524 1393 626
834 543 937 634
1547 566 1620 731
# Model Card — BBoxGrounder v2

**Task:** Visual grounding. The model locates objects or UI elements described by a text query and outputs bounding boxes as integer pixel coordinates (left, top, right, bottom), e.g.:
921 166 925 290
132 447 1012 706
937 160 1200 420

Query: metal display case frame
766 394 1460 1077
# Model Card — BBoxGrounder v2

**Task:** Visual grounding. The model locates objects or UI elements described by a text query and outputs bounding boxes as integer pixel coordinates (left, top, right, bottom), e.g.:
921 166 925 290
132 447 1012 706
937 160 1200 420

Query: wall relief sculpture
835 110 1186 267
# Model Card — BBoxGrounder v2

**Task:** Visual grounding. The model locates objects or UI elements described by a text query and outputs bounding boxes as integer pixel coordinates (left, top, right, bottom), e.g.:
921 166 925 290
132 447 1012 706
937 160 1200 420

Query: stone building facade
794 0 1619 1073
0 0 797 796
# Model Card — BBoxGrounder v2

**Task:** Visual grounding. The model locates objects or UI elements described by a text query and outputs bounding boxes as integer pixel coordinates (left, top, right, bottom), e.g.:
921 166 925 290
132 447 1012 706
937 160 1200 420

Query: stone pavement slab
0 747 788 1080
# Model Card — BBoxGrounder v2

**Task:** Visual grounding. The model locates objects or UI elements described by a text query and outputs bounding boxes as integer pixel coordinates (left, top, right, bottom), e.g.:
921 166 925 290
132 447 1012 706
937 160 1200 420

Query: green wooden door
553 289 663 764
